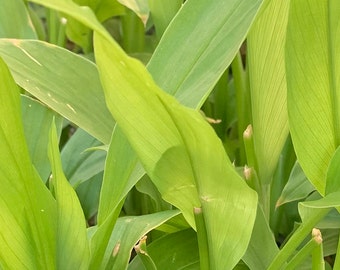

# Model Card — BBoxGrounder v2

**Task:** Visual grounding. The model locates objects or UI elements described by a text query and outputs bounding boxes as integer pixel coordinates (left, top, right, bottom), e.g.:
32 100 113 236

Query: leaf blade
286 0 340 194
48 121 90 269
94 32 258 269
0 57 56 269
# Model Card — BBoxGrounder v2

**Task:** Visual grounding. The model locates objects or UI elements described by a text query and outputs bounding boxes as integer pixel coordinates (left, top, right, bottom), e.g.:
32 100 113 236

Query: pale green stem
194 207 210 270
311 229 324 270
57 17 67 48
47 9 59 45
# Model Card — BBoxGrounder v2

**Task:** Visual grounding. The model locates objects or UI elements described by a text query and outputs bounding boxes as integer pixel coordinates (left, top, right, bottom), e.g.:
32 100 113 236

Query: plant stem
194 207 210 270
311 229 324 270
57 17 67 48
267 208 329 270
47 9 59 45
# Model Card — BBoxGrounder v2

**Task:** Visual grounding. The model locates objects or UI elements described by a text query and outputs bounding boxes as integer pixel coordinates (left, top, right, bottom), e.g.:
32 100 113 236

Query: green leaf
94 32 258 269
147 0 263 108
89 126 145 269
76 172 103 220
21 95 63 182
97 127 145 225
268 196 332 270
276 162 315 207
61 128 106 187
147 0 182 38
0 0 37 38
128 229 199 270
96 1 125 22
0 57 56 269
326 146 340 195
247 0 290 184
118 0 149 25
286 0 340 194
48 121 90 269
242 206 279 269
101 211 180 269
65 0 124 51
0 39 115 144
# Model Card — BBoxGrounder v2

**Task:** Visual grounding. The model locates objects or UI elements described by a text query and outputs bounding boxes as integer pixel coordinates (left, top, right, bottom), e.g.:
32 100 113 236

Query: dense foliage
0 0 339 269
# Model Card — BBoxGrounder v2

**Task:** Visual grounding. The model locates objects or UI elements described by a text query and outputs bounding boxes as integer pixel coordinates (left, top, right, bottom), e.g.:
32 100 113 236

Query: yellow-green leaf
48 121 90 269
286 0 340 194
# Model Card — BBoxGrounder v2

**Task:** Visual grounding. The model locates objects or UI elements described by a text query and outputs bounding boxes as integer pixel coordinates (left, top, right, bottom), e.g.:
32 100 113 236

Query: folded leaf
94 32 257 269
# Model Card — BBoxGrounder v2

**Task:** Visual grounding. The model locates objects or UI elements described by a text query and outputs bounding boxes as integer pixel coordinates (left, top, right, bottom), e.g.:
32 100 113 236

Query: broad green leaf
101 211 180 269
94 32 257 269
128 229 199 270
147 0 182 38
276 162 315 207
21 95 63 182
0 57 56 269
61 128 106 187
118 0 149 25
89 126 145 269
286 0 340 194
0 39 114 144
326 146 340 195
0 0 37 38
48 121 90 269
247 0 290 184
147 0 263 108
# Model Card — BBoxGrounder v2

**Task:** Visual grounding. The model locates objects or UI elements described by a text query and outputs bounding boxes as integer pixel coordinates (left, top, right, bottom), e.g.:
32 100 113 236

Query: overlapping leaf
0 57 56 269
0 39 114 144
88 127 145 268
128 229 199 269
48 122 90 269
94 32 258 269
286 0 340 194
21 95 63 182
147 0 263 108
